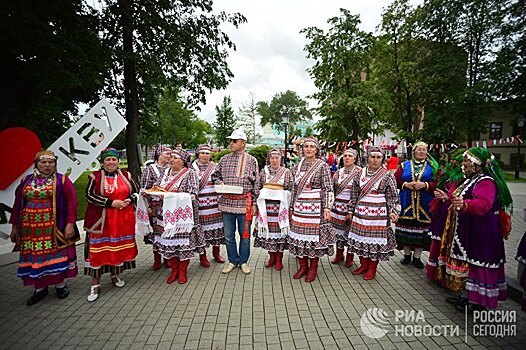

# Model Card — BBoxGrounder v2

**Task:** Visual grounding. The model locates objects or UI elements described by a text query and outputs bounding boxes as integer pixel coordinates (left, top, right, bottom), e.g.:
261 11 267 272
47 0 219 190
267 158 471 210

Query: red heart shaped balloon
0 127 42 190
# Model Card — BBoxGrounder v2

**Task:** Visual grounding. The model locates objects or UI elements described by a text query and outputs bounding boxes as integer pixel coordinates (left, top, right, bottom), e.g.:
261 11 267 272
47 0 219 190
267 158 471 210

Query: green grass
74 172 89 221
503 172 526 182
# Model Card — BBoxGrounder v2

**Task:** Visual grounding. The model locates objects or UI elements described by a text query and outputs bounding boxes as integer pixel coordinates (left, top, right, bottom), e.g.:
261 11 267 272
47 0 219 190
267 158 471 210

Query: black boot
400 254 412 265
446 294 467 305
27 287 49 306
455 298 486 312
55 284 70 299
412 256 424 269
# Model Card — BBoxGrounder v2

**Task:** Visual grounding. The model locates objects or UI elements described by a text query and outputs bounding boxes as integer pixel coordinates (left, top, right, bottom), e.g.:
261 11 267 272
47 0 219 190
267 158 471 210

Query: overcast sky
198 0 423 125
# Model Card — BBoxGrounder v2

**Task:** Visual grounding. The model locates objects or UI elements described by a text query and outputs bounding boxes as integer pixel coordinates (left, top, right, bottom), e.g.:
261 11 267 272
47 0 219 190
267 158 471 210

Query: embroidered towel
162 192 194 241
256 188 291 238
135 192 153 236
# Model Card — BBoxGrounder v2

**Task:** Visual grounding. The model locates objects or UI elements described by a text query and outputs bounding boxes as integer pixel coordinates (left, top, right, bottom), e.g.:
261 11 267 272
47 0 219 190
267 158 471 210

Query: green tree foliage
211 145 269 169
418 0 509 145
257 90 312 132
374 0 467 145
374 0 420 142
292 128 303 138
302 9 381 142
214 96 236 148
248 145 271 169
97 0 246 179
157 86 211 149
237 92 258 144
0 0 105 146
492 0 525 105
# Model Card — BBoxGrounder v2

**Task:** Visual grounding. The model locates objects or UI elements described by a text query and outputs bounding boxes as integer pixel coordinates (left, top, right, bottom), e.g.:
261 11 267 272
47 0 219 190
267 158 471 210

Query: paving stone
0 237 524 350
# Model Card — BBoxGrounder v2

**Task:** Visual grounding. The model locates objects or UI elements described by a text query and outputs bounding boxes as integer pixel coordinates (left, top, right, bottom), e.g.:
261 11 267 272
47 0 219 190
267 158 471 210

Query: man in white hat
212 129 260 274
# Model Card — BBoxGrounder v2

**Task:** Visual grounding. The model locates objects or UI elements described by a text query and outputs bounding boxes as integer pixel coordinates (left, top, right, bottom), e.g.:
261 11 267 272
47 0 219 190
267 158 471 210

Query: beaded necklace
104 174 119 194
31 170 55 191
366 166 381 177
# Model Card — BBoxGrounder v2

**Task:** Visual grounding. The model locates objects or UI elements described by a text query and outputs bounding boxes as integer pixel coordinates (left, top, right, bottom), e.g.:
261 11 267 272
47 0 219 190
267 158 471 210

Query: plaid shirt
140 163 168 189
212 151 260 214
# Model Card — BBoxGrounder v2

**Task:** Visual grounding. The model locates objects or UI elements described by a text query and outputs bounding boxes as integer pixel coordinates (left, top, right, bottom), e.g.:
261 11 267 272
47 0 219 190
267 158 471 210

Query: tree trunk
405 87 413 160
120 0 140 182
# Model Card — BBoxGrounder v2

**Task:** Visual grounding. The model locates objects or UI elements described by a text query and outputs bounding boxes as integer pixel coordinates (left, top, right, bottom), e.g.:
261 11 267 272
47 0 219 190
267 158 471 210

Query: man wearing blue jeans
212 129 260 274
222 213 251 270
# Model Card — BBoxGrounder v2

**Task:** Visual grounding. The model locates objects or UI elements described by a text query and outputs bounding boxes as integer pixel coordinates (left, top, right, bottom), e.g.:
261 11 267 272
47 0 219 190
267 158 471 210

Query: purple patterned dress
515 231 526 311
450 174 507 308
10 173 78 288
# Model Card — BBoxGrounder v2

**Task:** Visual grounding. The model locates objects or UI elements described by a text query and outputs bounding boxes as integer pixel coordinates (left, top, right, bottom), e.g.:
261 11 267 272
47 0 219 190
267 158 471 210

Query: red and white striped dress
330 166 361 249
347 167 399 261
193 161 225 246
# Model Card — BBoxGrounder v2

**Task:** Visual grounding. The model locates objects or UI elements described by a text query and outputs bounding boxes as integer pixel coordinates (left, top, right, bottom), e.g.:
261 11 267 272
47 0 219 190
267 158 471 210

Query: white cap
226 129 247 141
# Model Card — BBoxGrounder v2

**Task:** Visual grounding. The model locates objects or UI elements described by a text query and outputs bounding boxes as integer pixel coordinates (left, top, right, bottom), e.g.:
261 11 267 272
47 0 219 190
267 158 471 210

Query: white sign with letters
0 99 127 247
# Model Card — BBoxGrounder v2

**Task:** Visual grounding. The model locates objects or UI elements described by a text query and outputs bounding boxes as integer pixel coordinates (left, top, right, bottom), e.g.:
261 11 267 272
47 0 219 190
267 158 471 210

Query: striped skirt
330 194 351 249
347 193 395 261
287 189 335 258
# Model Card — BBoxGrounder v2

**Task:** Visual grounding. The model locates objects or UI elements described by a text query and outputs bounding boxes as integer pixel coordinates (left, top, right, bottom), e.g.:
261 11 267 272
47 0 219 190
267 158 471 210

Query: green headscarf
98 148 122 162
464 147 513 212
413 141 439 178
437 154 464 190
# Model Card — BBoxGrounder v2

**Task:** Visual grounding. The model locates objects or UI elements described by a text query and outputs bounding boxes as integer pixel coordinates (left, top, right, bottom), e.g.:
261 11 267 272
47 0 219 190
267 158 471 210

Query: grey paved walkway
504 183 526 280
0 242 524 350
1 183 526 349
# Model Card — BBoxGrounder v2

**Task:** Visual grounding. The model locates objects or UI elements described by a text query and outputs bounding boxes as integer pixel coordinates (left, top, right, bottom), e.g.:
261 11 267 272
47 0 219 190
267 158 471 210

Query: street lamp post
515 115 526 179
371 118 379 145
282 111 290 167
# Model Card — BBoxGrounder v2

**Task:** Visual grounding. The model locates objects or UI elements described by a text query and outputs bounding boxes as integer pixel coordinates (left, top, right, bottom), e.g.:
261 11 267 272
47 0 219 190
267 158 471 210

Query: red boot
305 257 319 283
363 260 379 280
212 246 225 263
200 253 210 268
265 252 276 268
275 252 283 271
293 257 308 279
344 253 354 268
331 248 344 264
153 251 162 270
166 258 179 284
352 256 369 275
178 259 190 284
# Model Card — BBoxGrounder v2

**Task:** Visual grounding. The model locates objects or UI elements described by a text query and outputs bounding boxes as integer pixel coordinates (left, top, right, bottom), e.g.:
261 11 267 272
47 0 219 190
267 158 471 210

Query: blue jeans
222 213 251 266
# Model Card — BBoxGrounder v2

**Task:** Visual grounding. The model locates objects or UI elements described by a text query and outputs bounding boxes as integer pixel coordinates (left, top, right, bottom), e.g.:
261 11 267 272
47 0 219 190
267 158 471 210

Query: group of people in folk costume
8 128 521 312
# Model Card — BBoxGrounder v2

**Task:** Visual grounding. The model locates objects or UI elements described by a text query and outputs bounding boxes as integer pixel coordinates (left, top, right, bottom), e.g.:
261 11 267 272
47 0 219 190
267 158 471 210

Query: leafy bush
211 145 271 169
249 145 271 169
212 149 231 163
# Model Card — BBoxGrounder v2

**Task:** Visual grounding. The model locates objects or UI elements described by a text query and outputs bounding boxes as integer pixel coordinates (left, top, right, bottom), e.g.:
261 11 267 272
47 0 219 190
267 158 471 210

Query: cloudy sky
198 0 423 125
